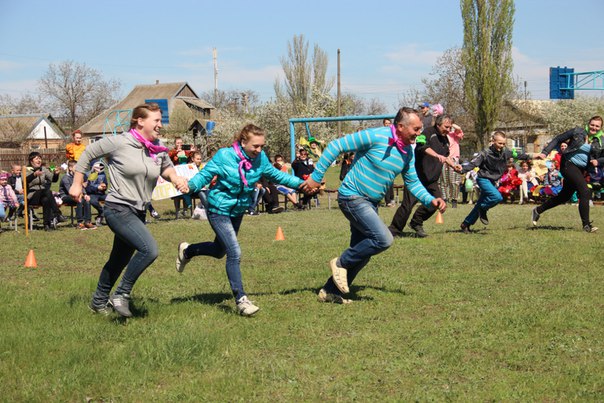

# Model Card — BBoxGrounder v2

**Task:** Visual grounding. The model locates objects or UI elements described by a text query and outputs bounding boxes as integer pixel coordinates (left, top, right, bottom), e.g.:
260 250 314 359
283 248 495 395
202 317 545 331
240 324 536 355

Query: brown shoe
76 222 87 230
84 222 97 230
317 288 352 304
329 258 349 294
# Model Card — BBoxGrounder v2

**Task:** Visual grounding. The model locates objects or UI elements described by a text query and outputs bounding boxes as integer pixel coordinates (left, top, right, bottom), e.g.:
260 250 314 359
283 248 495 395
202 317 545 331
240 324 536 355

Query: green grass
1 173 603 401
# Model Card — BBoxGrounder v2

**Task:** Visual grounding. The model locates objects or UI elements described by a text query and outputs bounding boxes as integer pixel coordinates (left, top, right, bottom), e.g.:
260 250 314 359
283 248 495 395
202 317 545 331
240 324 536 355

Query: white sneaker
176 242 190 273
236 296 260 316
329 258 349 294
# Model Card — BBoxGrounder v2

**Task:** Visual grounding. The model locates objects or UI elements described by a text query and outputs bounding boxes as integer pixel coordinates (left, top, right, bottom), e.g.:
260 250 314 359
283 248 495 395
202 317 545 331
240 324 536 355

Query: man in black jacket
389 115 458 237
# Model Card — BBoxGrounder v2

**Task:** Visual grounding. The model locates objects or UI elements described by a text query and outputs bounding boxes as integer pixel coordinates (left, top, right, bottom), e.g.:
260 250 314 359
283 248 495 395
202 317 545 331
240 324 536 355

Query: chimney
155 80 159 85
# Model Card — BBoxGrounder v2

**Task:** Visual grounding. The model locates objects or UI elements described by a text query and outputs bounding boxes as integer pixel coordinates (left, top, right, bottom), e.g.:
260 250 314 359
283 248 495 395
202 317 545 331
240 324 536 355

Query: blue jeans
61 196 92 223
92 205 159 306
463 177 503 226
323 195 394 294
184 212 246 300
249 187 266 212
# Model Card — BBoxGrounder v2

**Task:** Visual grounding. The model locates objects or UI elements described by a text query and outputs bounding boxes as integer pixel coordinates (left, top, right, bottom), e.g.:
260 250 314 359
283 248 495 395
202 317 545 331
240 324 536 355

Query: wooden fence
0 149 65 170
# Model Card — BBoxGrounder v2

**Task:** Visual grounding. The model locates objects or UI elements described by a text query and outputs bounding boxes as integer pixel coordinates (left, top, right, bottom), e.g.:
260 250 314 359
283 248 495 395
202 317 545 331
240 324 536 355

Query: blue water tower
549 67 575 99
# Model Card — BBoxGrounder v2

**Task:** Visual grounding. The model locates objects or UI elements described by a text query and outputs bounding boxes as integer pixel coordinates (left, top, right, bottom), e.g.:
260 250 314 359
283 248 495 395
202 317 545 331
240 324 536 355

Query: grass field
1 178 603 401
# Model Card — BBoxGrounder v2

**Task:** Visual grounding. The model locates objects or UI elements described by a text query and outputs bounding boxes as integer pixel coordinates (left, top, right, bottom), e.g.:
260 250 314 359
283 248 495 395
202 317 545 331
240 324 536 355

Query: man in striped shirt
305 107 447 304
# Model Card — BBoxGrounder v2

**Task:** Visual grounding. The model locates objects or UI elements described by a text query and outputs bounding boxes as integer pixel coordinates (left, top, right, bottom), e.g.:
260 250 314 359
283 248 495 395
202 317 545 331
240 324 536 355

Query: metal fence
0 149 65 170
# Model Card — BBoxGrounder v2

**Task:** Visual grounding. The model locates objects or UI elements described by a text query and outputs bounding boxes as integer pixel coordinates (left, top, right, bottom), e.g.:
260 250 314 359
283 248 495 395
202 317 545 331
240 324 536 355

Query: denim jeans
323 195 394 294
61 196 92 223
184 212 246 300
249 187 266 211
91 205 159 306
88 194 106 217
463 177 503 226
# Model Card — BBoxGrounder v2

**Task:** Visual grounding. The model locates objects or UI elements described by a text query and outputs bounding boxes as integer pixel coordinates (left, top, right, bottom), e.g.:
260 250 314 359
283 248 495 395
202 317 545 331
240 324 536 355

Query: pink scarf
233 141 252 186
130 128 169 161
387 124 408 155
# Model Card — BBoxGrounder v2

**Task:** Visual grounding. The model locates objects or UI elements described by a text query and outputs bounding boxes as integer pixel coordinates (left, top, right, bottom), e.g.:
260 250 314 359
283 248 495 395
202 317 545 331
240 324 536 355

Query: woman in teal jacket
176 124 308 316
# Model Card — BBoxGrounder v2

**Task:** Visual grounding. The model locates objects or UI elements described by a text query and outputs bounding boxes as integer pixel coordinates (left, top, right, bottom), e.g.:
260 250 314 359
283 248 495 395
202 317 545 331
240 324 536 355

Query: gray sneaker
236 296 260 316
583 223 598 233
89 301 113 316
176 242 191 273
109 293 132 317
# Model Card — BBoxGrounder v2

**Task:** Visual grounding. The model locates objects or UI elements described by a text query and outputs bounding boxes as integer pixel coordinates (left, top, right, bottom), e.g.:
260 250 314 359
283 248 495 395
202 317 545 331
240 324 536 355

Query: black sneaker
150 209 160 219
583 223 598 233
248 210 260 216
388 225 403 238
531 208 540 226
55 214 66 223
109 293 132 317
270 206 284 214
410 224 428 238
460 222 471 234
479 209 489 225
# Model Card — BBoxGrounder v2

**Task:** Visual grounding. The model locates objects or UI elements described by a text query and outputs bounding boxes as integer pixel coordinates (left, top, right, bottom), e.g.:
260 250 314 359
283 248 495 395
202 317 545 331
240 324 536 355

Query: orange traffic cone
24 249 38 268
435 211 444 224
275 226 285 241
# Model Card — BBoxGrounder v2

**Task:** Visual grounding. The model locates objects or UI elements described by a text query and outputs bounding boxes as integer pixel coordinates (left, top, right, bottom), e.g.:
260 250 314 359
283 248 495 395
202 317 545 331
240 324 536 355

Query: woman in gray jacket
70 103 189 317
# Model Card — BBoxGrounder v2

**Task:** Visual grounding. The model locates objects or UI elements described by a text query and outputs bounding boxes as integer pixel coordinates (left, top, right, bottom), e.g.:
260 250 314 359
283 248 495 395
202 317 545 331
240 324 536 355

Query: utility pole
337 49 341 136
213 48 218 106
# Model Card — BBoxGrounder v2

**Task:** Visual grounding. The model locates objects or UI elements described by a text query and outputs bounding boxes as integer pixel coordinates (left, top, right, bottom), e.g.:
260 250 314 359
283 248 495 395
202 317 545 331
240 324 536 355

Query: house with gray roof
0 113 66 150
79 81 214 143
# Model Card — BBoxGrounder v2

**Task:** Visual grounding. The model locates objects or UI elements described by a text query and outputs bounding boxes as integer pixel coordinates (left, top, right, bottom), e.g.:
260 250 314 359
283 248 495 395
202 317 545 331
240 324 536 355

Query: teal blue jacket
188 145 304 217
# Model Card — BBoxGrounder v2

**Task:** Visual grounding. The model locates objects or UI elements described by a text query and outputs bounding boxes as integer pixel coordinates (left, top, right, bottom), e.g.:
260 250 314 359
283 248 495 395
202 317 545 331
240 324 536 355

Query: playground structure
550 66 604 99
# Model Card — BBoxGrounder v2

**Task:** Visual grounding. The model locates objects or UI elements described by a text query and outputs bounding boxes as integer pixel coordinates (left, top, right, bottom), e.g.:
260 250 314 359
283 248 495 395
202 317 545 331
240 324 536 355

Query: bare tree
274 34 334 113
38 60 121 131
199 89 259 113
461 0 515 149
0 93 45 115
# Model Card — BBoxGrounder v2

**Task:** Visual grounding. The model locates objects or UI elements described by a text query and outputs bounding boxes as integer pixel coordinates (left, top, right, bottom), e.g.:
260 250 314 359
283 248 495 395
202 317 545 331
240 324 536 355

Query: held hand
431 198 447 213
304 177 322 190
534 153 546 160
453 164 463 173
591 159 599 166
172 176 189 193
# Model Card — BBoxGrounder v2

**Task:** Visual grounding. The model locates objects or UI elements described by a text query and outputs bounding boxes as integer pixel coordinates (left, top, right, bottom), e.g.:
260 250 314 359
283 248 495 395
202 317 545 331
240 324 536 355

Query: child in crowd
173 151 204 219
0 172 19 221
85 161 108 226
59 160 96 230
498 162 522 202
273 154 305 210
517 160 535 204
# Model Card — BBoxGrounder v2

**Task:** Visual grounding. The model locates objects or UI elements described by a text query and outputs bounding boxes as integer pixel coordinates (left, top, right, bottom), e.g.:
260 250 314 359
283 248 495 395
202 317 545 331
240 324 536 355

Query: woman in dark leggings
532 116 603 233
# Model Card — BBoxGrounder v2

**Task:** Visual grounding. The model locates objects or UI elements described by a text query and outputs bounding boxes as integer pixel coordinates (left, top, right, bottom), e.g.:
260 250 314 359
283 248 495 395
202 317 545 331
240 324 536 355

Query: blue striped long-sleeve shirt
310 126 435 206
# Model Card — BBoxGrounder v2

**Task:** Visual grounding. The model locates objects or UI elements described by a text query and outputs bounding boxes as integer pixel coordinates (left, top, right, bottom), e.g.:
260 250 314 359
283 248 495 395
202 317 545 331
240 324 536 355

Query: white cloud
382 44 442 70
0 60 23 71
0 79 38 95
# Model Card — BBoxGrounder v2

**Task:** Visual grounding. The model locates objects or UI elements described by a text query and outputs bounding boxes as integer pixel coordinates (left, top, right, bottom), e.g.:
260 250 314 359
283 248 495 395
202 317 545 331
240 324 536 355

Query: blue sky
1 0 603 108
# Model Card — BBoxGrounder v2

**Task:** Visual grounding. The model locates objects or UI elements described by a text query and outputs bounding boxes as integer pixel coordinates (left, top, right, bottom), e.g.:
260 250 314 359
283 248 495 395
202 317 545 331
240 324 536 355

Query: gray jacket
76 133 173 211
